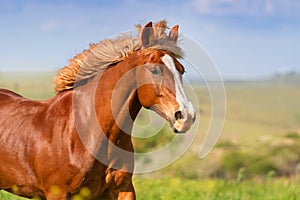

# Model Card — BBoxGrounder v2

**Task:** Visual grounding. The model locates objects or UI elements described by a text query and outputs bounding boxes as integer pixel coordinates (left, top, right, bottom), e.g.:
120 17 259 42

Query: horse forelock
54 20 183 93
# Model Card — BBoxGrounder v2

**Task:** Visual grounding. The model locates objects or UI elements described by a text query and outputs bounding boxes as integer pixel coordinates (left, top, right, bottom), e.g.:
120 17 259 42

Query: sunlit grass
2 178 299 200
133 178 300 200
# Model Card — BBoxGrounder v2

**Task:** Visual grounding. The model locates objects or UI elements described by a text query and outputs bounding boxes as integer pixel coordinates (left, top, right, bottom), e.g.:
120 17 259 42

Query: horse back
0 88 23 98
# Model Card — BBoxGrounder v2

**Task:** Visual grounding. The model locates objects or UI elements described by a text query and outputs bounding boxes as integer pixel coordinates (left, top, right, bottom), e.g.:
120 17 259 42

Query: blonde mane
54 20 183 93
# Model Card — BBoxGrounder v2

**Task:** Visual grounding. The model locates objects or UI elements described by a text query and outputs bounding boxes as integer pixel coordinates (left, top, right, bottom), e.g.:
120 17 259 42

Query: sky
0 0 299 79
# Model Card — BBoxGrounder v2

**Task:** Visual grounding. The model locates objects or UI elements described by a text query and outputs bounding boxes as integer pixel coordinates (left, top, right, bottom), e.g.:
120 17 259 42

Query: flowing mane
54 20 183 93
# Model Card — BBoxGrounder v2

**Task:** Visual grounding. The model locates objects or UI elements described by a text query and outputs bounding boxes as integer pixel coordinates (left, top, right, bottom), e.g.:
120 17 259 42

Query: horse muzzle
170 102 196 133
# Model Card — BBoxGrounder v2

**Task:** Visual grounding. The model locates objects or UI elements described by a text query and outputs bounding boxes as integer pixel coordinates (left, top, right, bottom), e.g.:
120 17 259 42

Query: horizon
1 69 299 82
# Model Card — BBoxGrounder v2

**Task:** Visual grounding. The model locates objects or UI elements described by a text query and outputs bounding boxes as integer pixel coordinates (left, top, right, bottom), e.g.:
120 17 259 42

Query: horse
0 20 195 200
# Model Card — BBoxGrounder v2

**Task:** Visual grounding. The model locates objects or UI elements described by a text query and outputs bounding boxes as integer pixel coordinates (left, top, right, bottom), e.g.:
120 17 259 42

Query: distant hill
223 71 300 86
271 71 300 83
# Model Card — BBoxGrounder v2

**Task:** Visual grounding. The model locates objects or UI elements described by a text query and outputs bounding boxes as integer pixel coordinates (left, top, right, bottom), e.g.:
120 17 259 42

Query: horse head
136 22 196 133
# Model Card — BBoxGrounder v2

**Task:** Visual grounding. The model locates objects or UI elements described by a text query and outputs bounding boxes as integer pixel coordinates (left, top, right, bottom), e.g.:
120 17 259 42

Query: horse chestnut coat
0 20 195 200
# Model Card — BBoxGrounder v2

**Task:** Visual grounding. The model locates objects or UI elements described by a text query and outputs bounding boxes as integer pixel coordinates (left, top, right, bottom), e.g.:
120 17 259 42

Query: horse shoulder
35 91 97 194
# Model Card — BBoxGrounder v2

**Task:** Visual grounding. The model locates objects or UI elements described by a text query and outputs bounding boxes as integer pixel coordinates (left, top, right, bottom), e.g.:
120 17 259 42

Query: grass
134 178 300 200
1 178 300 200
0 190 29 200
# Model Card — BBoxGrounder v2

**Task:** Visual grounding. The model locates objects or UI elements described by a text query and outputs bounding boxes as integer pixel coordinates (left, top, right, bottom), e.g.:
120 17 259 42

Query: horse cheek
137 85 157 109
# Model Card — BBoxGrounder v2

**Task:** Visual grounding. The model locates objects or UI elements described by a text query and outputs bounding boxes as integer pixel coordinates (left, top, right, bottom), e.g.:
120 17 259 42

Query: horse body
0 90 86 198
0 53 139 199
0 20 196 199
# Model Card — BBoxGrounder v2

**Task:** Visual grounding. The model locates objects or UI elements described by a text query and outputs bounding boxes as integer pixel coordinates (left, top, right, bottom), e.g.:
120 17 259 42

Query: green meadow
0 72 300 199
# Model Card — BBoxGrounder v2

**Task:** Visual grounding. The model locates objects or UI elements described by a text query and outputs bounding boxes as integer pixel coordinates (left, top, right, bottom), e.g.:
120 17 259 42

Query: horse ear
169 25 179 42
141 22 154 47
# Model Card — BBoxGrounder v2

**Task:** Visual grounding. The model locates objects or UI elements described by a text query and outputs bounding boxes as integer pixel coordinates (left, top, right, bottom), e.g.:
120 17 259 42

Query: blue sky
0 0 299 79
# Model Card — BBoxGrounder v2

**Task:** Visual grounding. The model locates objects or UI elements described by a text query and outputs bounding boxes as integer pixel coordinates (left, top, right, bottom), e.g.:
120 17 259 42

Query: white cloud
40 21 61 32
191 0 246 15
190 0 300 16
265 0 274 14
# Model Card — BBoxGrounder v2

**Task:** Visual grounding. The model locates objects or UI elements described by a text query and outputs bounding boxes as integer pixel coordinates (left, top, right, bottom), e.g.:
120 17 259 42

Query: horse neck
76 51 142 148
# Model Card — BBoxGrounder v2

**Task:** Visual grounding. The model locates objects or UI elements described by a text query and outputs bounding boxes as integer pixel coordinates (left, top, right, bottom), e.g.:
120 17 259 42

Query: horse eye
150 67 161 75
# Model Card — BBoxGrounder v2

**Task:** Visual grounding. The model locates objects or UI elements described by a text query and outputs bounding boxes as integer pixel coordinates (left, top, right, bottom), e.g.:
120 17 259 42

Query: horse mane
54 20 183 93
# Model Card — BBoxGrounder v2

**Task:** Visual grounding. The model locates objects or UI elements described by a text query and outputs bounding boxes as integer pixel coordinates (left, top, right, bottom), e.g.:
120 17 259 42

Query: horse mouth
173 127 185 134
169 111 196 134
150 105 195 134
169 120 189 134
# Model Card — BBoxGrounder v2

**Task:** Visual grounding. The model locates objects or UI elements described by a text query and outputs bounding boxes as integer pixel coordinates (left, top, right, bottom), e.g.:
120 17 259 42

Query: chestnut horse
0 20 195 199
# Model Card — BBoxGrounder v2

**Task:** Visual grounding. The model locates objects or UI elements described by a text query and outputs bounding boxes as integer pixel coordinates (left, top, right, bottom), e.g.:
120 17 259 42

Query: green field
134 178 300 200
0 72 300 199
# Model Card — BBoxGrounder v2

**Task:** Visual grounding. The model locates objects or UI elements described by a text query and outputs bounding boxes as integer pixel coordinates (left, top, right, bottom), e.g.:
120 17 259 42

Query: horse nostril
174 111 184 120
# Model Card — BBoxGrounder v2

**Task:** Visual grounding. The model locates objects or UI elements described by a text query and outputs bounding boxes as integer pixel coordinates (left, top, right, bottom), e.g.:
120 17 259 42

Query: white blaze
161 54 191 113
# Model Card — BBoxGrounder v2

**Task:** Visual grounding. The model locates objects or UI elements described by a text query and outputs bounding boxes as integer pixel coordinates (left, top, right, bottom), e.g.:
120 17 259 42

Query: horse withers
0 20 195 199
